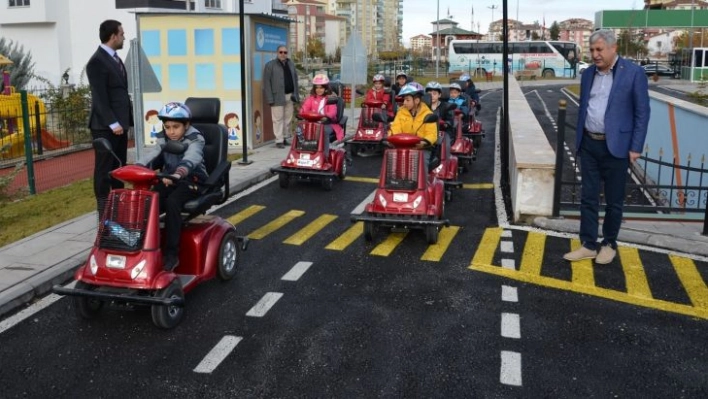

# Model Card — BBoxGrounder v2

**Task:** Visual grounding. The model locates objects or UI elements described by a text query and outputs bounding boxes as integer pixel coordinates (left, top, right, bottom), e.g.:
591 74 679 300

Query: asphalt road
1 89 706 397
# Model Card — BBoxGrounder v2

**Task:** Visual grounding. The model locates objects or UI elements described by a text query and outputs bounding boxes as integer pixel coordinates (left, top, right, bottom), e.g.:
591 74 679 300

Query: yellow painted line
618 247 652 299
247 210 305 240
469 227 503 268
570 239 595 287
227 205 265 226
519 231 546 275
370 232 407 257
325 222 364 251
469 263 708 320
421 226 461 262
670 254 708 310
462 183 495 190
283 214 338 246
344 176 379 184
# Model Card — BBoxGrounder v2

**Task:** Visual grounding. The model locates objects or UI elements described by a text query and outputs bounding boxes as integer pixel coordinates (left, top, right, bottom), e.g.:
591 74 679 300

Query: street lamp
435 0 440 78
488 5 499 40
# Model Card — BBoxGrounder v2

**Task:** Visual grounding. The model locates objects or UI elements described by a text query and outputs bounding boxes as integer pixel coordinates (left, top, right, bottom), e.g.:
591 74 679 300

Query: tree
617 29 647 59
0 38 35 90
673 30 708 50
306 36 325 60
532 32 540 40
549 21 560 41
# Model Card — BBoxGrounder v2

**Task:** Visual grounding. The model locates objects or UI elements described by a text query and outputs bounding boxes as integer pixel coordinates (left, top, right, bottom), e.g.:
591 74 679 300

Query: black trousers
154 181 200 258
91 129 127 217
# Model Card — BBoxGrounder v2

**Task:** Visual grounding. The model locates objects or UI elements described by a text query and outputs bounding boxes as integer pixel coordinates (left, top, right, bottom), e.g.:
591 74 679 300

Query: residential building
645 29 684 58
410 34 432 52
333 0 402 56
644 0 708 10
488 19 522 41
0 0 289 86
558 18 593 48
286 0 345 59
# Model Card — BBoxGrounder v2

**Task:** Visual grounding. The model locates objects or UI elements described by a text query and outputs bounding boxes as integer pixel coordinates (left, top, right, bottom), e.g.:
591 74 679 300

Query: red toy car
351 131 449 244
450 108 476 172
466 98 485 149
346 99 389 157
53 98 247 329
270 97 348 191
429 111 462 201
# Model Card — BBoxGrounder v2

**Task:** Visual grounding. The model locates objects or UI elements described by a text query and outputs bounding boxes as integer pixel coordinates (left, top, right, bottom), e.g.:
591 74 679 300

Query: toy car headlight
412 195 423 209
89 255 98 275
378 194 388 207
131 260 147 280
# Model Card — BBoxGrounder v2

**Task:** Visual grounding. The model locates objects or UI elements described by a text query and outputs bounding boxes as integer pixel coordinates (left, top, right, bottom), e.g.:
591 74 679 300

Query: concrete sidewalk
1 87 707 320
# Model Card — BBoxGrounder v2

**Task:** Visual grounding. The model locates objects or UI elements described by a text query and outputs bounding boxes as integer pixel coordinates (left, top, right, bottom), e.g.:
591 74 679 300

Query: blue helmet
459 73 471 82
425 81 442 93
158 102 192 122
397 83 424 98
449 83 463 92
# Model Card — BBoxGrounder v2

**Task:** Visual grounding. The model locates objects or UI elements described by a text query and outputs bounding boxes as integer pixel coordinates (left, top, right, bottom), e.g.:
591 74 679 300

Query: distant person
86 19 133 218
263 45 300 148
563 29 650 265
392 71 409 96
458 73 481 111
365 74 393 119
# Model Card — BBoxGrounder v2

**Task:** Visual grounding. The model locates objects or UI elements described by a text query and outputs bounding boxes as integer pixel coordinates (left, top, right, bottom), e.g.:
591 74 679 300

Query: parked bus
448 40 580 78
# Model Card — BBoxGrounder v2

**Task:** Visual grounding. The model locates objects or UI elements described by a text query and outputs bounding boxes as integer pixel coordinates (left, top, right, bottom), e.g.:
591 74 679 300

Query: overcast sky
402 0 643 42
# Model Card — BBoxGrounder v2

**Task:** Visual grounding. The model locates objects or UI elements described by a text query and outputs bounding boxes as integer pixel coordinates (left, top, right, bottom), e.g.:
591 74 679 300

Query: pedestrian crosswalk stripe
370 232 407 257
570 239 595 287
618 247 652 299
462 183 495 189
227 205 265 226
519 232 545 275
470 227 503 268
669 254 708 309
247 210 305 240
325 222 363 251
283 214 338 246
344 176 379 184
421 226 461 262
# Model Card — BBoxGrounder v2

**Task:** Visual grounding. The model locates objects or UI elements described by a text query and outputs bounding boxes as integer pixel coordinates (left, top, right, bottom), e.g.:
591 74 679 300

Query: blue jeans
579 136 629 250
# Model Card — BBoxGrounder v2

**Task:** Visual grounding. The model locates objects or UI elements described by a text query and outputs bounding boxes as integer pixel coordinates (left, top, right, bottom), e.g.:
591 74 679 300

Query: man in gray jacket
263 45 300 148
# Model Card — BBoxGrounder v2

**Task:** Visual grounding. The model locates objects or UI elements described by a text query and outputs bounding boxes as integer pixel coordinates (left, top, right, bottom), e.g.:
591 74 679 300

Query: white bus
448 40 580 78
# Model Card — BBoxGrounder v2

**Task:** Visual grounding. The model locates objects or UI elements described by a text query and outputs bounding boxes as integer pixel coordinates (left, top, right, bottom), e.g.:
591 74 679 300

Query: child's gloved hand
162 173 181 186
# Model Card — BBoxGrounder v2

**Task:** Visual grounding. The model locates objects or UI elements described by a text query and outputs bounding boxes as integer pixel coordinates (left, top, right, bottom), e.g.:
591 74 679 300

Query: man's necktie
113 53 125 77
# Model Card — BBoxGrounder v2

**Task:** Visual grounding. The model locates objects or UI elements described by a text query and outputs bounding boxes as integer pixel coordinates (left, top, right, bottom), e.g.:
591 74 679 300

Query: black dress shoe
276 143 285 148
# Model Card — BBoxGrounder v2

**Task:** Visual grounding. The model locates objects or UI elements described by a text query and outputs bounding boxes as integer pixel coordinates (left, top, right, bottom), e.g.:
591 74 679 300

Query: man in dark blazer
564 29 650 264
86 19 133 217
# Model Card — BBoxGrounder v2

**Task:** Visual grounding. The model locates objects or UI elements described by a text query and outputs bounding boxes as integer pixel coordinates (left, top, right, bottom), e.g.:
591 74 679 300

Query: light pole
435 0 440 78
305 5 310 74
488 5 499 40
690 0 695 50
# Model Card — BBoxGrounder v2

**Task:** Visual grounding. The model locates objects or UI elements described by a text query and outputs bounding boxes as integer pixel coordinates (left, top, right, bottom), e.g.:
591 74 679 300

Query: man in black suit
86 19 133 217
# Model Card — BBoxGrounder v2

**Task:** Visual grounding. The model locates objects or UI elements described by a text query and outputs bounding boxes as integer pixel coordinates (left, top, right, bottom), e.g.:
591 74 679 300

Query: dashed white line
501 258 516 270
193 335 243 373
501 230 513 238
281 261 313 281
501 312 521 339
500 241 515 253
500 351 523 386
501 285 518 302
246 292 283 317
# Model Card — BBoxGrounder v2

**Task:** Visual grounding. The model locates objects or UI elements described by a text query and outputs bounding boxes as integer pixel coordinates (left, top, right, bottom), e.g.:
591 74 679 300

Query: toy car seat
182 97 231 219
334 96 348 138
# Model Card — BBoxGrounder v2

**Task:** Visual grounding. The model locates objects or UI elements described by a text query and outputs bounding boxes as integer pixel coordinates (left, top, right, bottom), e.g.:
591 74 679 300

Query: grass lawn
0 153 244 248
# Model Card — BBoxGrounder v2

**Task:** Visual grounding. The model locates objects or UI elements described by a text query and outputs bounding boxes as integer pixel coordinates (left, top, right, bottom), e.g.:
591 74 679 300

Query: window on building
204 0 221 8
8 0 31 7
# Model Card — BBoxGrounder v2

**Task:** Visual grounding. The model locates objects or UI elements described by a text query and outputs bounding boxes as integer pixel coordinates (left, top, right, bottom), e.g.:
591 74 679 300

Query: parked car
643 64 675 77
576 61 589 74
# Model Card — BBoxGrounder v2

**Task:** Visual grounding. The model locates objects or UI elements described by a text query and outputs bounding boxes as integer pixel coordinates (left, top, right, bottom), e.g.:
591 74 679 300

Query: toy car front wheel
425 225 439 244
151 282 185 329
72 281 103 319
363 221 376 242
473 136 482 149
218 231 239 281
278 173 290 188
339 156 347 179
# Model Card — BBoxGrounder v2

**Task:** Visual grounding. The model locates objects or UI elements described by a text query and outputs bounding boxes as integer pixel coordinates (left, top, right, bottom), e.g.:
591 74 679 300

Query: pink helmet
312 73 330 85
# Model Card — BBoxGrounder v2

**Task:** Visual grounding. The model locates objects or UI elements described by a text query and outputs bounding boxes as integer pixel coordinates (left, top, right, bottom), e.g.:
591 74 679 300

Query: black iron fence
553 101 708 235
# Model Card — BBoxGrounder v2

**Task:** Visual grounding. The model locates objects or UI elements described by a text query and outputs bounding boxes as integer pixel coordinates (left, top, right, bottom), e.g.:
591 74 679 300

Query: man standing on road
263 45 300 148
563 29 650 265
86 19 133 217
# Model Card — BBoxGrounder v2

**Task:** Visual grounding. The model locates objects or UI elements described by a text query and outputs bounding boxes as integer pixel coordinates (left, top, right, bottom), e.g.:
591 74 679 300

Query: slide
40 129 71 150
0 131 24 159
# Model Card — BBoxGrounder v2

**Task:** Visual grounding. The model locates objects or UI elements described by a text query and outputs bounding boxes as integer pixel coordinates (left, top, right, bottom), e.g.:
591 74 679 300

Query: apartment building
286 0 346 58
333 0 402 56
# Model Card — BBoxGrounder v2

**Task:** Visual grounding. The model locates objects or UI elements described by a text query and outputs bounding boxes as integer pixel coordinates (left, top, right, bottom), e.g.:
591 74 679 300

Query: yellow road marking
247 210 305 240
227 205 265 226
344 176 379 184
470 227 503 267
670 254 708 310
462 183 495 189
519 232 546 275
370 232 407 257
618 247 652 299
421 226 461 262
283 214 338 246
570 239 595 287
325 222 363 251
469 262 708 320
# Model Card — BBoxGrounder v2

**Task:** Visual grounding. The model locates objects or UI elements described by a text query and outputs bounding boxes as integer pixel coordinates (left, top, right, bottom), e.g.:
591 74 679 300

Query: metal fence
0 87 93 196
552 102 708 235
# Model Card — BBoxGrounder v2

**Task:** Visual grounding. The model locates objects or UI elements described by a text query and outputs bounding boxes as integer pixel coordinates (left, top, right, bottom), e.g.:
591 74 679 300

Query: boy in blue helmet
136 102 209 271
459 73 481 111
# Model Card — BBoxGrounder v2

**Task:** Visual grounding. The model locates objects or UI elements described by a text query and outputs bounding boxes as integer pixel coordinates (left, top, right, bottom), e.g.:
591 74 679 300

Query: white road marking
501 312 521 339
500 241 514 253
281 261 313 281
210 175 278 212
500 351 523 386
501 258 516 270
501 230 513 238
0 280 77 336
502 285 518 302
193 335 243 374
246 292 283 317
351 189 377 215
